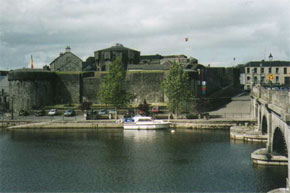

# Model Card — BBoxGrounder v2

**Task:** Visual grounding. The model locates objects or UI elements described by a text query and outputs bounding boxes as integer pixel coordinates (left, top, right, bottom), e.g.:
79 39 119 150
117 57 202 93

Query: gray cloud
0 0 289 69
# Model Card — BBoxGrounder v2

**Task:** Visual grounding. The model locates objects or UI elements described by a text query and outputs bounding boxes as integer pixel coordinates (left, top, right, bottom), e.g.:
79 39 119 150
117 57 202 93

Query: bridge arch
262 116 267 135
273 127 288 157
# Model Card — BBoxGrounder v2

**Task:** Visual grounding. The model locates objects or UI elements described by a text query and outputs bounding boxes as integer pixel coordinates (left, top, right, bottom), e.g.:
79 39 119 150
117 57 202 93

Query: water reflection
0 128 287 192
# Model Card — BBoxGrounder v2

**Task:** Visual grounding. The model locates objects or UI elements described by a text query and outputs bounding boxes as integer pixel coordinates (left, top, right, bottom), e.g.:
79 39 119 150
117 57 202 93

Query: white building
243 60 290 90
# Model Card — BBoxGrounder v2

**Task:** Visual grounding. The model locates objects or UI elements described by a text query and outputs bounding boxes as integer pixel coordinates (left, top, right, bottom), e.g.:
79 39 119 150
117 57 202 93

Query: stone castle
5 44 240 113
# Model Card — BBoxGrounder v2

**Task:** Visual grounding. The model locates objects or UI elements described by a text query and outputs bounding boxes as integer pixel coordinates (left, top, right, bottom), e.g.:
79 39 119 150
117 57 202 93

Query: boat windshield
138 118 152 122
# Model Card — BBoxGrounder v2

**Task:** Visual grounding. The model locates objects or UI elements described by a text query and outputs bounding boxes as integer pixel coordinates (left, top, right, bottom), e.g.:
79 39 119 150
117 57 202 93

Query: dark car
98 109 106 115
19 109 29 116
64 109 75 117
124 110 134 118
87 109 97 115
35 109 45 116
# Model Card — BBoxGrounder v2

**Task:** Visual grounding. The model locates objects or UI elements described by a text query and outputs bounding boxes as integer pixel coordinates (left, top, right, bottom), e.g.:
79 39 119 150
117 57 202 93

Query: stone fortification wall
206 67 240 95
54 73 81 104
82 73 107 103
8 70 55 112
8 67 239 111
82 71 167 104
126 71 166 103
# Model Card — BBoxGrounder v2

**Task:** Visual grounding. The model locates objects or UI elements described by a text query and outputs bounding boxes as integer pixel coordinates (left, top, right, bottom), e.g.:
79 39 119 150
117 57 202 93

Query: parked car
87 109 97 115
48 109 57 116
98 109 106 115
124 110 134 118
19 109 29 116
152 106 159 113
35 109 45 116
64 109 75 116
108 109 116 114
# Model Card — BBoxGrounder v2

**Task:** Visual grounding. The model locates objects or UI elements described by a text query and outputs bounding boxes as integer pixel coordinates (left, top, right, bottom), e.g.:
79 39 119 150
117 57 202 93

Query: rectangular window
104 51 111 59
247 76 250 80
254 68 257 73
269 68 272 73
261 76 265 83
276 68 279 74
247 68 250 73
261 68 264 73
276 76 279 82
284 67 287 74
254 76 258 83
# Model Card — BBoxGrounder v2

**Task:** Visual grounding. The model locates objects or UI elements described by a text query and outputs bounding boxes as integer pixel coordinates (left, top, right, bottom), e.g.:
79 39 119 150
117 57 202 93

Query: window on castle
269 68 272 73
276 68 279 74
261 68 264 73
276 76 279 82
254 68 257 73
247 68 250 73
284 67 287 74
104 52 111 60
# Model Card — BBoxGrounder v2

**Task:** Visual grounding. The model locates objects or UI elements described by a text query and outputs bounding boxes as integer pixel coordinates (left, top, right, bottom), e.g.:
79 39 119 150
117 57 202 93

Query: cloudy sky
0 0 289 70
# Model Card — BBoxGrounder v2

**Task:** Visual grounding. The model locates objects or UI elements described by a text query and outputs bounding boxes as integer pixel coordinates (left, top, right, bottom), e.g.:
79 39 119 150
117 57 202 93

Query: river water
0 128 287 192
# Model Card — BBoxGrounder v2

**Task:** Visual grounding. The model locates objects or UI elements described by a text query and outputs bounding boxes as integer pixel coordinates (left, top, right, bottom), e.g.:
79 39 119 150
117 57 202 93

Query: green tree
162 62 192 117
98 58 134 118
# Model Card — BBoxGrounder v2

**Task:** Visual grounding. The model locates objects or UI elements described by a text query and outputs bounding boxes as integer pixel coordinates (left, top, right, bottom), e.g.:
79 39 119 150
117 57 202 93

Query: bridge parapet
271 90 289 111
260 87 272 102
251 86 261 98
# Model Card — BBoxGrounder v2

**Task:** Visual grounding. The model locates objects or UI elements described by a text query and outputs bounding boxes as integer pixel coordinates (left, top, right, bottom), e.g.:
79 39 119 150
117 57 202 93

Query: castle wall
82 72 167 104
126 71 166 103
8 70 55 112
82 73 107 103
8 67 240 111
54 73 81 104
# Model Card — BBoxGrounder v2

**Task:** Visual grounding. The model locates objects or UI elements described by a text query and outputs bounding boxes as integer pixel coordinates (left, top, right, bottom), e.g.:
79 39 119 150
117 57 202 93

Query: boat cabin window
138 118 152 122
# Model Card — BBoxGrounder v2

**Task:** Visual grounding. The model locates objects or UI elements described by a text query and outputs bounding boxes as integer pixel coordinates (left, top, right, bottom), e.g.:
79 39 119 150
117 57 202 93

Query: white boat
123 116 171 130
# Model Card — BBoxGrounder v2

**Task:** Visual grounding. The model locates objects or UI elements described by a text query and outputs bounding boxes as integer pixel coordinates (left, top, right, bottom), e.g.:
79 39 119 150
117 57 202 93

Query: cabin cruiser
123 116 171 130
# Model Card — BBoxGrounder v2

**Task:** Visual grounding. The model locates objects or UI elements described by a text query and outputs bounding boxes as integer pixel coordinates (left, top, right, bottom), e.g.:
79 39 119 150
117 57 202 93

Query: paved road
209 93 251 118
1 93 252 122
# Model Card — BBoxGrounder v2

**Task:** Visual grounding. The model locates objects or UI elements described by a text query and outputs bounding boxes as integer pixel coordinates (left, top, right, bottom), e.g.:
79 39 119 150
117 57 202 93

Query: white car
48 109 57 116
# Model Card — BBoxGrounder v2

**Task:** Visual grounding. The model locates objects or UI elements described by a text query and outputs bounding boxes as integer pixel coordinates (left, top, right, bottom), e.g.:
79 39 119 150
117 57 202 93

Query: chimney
65 46 71 53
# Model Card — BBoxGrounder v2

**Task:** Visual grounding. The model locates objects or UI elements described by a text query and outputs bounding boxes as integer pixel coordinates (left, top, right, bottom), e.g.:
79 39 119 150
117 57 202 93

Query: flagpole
31 55 34 69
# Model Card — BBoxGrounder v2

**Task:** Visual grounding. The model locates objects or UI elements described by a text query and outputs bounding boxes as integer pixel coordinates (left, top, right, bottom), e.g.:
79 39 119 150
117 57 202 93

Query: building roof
94 43 140 53
140 54 163 60
245 60 290 67
49 50 83 66
127 64 171 71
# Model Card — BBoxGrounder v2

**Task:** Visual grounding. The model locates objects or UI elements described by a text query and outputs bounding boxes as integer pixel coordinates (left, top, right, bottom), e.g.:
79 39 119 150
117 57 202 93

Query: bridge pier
251 86 290 192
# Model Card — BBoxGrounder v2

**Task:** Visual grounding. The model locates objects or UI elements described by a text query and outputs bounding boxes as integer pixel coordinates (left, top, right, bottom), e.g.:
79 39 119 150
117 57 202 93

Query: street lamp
269 53 273 88
269 53 273 61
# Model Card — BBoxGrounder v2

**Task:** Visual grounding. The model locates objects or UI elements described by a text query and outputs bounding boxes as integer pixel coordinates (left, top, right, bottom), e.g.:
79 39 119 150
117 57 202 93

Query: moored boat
123 116 171 130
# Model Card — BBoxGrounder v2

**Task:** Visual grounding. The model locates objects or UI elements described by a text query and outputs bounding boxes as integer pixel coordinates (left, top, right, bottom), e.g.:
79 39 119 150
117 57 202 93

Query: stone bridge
251 86 290 192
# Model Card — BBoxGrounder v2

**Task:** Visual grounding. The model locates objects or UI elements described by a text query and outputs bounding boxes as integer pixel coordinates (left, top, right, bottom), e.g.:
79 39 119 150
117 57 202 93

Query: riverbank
2 118 256 130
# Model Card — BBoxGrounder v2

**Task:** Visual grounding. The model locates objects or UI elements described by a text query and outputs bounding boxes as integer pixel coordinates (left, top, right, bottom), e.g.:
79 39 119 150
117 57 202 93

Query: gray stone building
94 43 140 71
50 46 83 71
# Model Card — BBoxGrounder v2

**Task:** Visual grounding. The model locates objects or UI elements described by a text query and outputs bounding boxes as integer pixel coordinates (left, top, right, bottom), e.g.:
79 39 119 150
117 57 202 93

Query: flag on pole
184 37 188 42
31 55 34 69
